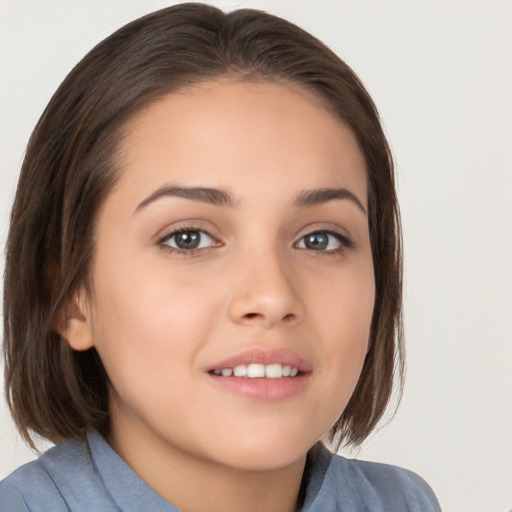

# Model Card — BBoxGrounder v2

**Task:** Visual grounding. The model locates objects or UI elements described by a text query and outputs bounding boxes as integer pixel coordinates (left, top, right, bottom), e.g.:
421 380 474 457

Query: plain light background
1 1 511 511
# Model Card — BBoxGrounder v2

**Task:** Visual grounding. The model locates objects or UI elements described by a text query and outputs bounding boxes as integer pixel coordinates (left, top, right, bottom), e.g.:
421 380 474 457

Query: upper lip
207 348 313 373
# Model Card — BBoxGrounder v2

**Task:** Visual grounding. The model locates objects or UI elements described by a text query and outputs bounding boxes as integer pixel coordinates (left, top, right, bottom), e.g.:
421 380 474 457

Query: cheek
87 257 223 391
311 258 375 345
307 261 375 407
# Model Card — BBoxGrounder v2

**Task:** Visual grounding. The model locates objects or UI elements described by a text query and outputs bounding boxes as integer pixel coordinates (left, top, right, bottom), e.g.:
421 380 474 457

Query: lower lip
207 373 311 401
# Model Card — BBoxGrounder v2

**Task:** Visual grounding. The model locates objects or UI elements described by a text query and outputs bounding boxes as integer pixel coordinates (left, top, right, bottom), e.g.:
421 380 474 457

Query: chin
202 425 318 472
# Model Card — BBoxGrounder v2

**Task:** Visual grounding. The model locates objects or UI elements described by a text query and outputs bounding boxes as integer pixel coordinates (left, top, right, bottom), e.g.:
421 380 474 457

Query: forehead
113 80 367 208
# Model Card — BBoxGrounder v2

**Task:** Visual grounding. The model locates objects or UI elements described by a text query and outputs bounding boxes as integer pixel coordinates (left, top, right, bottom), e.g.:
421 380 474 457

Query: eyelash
296 230 354 254
157 227 220 256
157 227 354 256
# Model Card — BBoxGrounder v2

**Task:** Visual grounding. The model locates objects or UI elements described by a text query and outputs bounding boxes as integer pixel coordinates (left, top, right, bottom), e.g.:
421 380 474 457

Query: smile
206 348 312 401
211 363 300 378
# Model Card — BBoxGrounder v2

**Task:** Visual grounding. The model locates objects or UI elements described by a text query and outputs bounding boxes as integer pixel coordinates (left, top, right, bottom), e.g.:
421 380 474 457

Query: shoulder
340 456 440 512
305 446 441 512
0 436 117 512
0 449 69 512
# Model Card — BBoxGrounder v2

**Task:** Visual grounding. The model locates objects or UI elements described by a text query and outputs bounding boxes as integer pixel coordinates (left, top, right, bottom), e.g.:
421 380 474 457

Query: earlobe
54 288 95 351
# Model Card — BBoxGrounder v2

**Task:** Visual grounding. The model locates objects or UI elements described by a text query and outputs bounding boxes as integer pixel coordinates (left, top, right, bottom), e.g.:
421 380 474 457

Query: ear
54 287 95 351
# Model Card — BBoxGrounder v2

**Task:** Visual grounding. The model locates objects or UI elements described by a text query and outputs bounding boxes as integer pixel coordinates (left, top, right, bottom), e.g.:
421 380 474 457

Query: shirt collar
88 430 179 511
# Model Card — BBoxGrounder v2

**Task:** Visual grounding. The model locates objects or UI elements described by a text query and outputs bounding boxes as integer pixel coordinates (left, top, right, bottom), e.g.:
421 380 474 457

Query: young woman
1 4 440 511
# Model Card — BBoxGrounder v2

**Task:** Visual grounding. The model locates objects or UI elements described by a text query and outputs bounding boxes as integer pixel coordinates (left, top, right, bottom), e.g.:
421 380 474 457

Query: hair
3 3 403 450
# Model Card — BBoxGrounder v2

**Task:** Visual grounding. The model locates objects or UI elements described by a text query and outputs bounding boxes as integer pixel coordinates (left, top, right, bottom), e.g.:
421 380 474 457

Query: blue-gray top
0 431 441 511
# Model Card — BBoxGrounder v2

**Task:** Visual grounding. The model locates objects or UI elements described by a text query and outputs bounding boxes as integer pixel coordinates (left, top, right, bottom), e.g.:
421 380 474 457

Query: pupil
176 231 200 249
306 233 328 250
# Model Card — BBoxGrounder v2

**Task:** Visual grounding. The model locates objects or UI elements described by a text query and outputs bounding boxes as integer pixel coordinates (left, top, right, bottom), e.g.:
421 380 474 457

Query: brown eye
161 229 216 251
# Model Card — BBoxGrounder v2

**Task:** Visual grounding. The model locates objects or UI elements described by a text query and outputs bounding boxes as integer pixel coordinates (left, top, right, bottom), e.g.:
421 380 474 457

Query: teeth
233 365 247 377
265 364 282 379
246 363 265 378
214 363 300 378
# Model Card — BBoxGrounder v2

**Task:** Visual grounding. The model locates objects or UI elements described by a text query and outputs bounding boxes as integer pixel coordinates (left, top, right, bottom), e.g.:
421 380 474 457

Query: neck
108 420 308 512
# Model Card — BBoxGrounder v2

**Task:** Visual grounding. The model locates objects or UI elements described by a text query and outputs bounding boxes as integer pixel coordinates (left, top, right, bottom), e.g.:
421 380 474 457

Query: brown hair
3 3 403 449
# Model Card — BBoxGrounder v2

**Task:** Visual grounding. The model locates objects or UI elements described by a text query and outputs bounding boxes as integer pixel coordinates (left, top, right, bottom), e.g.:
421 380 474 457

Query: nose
227 246 305 329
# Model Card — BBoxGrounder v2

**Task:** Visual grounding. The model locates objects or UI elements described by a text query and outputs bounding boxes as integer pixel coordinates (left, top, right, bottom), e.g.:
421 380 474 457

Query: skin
63 80 375 512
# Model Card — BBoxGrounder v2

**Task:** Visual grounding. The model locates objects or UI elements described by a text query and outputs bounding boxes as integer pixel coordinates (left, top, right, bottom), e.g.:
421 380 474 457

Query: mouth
206 348 312 401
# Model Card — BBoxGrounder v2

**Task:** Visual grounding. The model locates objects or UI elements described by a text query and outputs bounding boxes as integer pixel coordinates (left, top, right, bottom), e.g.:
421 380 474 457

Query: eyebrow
135 186 238 212
134 185 365 214
293 188 366 214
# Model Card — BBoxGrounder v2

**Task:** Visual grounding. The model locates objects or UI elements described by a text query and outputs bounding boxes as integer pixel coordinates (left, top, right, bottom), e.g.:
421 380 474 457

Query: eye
295 230 352 252
159 229 217 252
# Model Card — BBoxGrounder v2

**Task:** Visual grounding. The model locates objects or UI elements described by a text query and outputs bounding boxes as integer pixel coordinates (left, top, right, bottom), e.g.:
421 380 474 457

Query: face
71 80 374 472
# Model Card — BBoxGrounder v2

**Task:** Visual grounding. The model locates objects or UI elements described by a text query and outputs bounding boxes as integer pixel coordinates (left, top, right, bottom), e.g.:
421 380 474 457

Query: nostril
242 312 296 323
